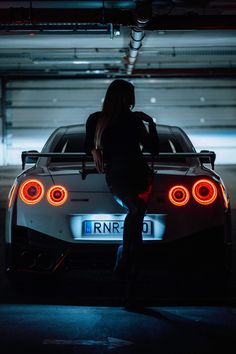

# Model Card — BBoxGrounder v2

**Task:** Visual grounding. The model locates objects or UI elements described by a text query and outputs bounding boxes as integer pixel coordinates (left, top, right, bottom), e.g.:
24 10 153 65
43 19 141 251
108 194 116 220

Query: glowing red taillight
19 179 44 205
192 179 217 205
168 185 190 206
47 185 68 206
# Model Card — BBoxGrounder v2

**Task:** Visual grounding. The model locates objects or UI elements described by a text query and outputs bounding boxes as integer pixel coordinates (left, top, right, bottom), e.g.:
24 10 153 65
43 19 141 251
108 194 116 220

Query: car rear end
5 124 232 294
5 160 231 279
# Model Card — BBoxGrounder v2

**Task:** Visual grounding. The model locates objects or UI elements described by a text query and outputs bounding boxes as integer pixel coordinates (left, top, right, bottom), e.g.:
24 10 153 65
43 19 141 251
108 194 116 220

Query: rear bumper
6 225 232 275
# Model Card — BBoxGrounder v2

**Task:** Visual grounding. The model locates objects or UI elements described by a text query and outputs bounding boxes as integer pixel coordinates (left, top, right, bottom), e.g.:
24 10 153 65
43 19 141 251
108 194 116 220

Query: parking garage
0 1 236 354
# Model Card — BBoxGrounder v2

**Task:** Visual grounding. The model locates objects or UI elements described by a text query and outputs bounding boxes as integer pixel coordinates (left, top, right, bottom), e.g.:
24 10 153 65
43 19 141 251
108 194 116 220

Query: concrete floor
0 165 236 354
0 304 236 354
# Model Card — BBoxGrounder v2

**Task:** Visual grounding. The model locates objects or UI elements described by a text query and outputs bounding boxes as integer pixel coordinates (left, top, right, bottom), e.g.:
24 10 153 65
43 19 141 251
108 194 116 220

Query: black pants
112 191 148 275
106 169 153 275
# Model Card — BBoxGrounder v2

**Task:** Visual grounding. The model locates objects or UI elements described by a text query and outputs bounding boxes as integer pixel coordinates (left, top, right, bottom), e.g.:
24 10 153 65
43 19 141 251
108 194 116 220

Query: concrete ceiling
0 0 236 78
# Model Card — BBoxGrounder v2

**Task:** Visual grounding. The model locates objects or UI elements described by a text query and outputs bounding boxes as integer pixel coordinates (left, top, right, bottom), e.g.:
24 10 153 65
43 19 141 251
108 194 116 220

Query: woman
85 79 159 305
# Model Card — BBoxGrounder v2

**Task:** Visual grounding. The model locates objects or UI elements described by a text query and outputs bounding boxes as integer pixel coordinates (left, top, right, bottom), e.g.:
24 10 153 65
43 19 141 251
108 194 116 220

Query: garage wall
1 78 236 165
0 81 3 165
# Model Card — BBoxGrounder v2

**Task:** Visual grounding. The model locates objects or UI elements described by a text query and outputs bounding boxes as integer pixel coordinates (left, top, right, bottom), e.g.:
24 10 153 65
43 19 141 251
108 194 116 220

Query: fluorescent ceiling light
33 59 121 64
72 60 121 64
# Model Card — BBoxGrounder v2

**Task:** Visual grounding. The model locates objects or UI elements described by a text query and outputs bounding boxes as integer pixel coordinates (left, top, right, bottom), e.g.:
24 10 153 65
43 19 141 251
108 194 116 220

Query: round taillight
192 179 217 205
19 179 44 205
47 185 68 206
168 185 190 206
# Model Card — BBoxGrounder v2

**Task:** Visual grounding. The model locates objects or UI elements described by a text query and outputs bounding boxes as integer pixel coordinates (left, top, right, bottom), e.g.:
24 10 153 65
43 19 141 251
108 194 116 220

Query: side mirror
22 150 39 164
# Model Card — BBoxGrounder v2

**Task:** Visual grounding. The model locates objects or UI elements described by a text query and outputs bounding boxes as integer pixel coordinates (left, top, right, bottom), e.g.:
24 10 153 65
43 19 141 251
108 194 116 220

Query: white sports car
5 124 232 282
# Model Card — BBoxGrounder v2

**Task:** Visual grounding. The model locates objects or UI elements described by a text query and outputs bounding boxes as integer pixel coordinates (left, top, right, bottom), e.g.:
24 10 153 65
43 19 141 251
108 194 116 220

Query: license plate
83 220 153 236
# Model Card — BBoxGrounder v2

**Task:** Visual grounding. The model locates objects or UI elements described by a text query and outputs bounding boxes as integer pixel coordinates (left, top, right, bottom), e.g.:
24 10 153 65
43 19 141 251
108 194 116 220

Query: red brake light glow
19 179 44 205
168 185 190 206
220 184 229 209
8 181 17 208
47 185 68 206
192 179 217 205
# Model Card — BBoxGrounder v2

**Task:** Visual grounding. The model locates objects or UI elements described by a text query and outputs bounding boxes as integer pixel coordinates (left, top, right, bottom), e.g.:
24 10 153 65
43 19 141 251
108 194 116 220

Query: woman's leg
120 195 147 307
113 193 147 274
123 194 147 271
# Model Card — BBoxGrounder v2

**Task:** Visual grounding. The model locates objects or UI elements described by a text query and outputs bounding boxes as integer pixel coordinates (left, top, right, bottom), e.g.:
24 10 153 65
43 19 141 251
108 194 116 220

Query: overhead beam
132 68 236 77
0 8 132 26
1 68 236 79
149 15 236 30
0 7 236 29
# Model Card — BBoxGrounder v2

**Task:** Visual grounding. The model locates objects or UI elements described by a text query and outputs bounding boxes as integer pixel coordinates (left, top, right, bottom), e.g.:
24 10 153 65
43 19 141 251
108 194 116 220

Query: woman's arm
84 113 97 154
91 148 105 173
84 112 105 173
135 112 159 156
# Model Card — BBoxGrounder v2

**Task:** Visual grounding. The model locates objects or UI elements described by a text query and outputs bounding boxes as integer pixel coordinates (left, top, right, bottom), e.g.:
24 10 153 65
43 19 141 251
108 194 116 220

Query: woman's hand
91 148 105 173
136 112 156 126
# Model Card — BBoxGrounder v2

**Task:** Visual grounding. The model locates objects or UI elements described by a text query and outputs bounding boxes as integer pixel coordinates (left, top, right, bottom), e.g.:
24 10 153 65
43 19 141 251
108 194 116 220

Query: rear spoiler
21 151 216 178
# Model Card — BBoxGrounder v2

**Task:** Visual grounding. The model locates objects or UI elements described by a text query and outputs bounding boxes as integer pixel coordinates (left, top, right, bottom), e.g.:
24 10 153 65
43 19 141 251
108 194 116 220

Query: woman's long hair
94 79 135 148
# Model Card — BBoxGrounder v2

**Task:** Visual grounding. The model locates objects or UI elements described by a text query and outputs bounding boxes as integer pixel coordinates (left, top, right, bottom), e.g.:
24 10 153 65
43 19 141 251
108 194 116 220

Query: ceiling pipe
126 1 152 75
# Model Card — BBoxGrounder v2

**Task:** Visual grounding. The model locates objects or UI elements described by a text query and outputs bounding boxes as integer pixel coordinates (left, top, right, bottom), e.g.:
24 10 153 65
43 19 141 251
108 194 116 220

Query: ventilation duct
126 1 152 75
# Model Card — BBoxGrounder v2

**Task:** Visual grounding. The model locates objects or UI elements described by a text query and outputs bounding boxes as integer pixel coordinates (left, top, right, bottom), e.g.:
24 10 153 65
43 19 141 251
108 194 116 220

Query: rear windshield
159 132 183 153
50 129 190 163
50 133 85 162
157 130 188 163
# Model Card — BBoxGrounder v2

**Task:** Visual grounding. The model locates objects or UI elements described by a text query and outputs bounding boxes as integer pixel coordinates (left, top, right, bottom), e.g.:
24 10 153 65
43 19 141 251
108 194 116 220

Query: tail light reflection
8 181 17 208
220 184 229 209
